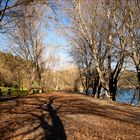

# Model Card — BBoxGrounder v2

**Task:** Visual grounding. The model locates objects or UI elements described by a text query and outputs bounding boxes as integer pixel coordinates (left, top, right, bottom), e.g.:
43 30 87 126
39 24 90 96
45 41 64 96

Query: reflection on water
116 88 139 106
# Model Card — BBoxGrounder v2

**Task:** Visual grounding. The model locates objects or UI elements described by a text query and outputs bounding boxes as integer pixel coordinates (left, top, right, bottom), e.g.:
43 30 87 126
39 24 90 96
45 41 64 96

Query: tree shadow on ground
0 93 140 140
0 96 66 140
0 96 19 102
38 96 66 140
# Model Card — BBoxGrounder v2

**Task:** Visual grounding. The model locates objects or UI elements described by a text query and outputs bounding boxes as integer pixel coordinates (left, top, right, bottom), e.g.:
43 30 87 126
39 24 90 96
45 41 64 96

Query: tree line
55 0 140 101
0 0 140 101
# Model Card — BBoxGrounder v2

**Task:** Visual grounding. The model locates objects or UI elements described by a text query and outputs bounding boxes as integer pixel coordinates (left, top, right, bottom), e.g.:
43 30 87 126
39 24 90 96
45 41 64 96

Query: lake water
116 88 139 106
83 88 139 105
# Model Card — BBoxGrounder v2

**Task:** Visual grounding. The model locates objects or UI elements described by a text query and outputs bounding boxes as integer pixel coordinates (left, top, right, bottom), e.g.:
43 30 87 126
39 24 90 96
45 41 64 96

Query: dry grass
0 92 140 140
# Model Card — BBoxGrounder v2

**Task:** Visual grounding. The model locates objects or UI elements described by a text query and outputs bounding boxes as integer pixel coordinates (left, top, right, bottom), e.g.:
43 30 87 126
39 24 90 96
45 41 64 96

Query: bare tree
6 4 46 92
0 0 41 32
72 40 96 95
55 0 130 100
99 0 128 101
54 0 112 97
120 0 140 101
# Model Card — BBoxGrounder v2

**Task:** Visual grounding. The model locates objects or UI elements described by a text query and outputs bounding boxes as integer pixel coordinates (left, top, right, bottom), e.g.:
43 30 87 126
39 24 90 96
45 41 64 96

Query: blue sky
43 11 72 64
0 35 8 52
0 17 72 69
0 1 73 69
0 28 72 59
44 28 72 61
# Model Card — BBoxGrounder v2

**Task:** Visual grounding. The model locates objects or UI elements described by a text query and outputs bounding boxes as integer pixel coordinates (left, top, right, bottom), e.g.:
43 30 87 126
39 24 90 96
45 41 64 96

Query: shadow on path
0 96 19 102
0 95 67 140
39 96 66 140
0 93 139 140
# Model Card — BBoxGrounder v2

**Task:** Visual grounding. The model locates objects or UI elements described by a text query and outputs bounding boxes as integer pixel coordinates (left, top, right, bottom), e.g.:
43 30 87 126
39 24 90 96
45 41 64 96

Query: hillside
0 92 140 140
118 70 138 88
0 51 29 88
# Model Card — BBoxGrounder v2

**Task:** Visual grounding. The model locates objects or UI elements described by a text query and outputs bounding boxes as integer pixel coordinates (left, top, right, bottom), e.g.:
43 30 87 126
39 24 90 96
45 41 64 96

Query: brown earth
0 92 140 140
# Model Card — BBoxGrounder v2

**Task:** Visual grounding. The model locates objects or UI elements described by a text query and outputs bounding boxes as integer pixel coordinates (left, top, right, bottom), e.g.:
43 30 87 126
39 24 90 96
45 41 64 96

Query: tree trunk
38 77 43 93
130 90 136 104
111 84 117 101
109 76 117 101
73 79 78 92
136 68 140 102
85 78 89 95
92 76 99 96
97 83 102 98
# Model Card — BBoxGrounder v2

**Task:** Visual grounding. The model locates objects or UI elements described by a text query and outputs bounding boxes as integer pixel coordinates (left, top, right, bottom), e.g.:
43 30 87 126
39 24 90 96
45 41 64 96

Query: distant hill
118 70 138 88
0 51 29 88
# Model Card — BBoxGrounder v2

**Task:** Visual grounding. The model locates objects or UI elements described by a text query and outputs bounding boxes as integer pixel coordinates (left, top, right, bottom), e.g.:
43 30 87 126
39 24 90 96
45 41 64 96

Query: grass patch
0 87 28 96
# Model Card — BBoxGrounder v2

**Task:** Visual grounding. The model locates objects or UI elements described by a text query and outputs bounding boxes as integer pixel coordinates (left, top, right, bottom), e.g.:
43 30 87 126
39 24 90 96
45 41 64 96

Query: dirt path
0 92 140 140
